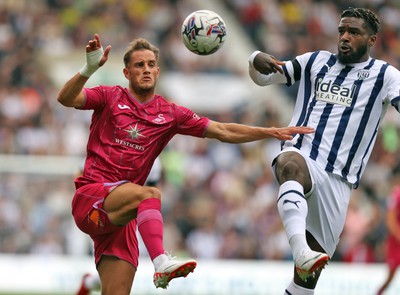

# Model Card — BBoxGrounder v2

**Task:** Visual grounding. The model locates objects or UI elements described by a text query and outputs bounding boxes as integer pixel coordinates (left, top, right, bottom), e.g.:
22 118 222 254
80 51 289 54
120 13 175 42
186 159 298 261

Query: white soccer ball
181 10 227 56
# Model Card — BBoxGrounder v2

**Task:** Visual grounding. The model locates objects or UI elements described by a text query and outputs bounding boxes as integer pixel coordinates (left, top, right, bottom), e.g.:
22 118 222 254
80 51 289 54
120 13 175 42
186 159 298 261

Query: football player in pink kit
57 33 314 295
376 182 400 295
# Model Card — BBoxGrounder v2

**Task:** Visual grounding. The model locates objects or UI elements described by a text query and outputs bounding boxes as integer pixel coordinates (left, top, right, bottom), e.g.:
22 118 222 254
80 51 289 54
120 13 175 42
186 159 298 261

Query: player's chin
140 83 155 91
337 51 355 64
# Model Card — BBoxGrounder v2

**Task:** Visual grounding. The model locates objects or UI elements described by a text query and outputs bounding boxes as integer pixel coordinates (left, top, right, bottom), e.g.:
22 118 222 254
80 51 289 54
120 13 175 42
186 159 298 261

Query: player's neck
130 88 155 103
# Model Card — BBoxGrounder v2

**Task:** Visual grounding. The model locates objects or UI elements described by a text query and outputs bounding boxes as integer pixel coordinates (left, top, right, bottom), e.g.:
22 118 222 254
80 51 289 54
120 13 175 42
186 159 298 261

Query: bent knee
279 160 303 177
275 152 309 183
143 186 161 201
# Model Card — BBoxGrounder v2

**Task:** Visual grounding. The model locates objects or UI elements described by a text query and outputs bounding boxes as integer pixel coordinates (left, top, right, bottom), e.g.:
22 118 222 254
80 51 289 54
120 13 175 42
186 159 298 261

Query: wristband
79 47 104 78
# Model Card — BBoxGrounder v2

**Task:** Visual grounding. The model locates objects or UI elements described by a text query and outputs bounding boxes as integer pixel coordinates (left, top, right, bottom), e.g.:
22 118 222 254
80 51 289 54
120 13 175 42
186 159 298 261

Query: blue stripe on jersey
310 64 353 161
283 64 292 86
295 51 320 127
325 59 376 172
354 119 380 188
294 53 336 150
341 62 388 183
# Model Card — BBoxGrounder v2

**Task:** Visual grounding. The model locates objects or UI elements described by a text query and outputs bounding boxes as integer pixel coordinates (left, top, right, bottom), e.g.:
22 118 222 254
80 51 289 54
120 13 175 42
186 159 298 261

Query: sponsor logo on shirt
114 138 145 151
114 123 146 151
315 79 355 107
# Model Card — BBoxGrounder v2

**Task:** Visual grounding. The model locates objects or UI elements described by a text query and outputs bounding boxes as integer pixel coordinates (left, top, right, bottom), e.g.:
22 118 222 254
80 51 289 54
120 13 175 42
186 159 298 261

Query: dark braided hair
341 7 381 35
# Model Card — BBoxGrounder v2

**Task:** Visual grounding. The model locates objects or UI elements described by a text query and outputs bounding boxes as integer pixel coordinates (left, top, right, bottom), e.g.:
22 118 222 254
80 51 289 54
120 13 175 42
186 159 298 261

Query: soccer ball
181 10 227 56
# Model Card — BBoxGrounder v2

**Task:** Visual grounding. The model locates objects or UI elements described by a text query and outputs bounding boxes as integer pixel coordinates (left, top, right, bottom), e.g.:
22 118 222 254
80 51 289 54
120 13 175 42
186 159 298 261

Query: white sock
289 234 310 262
277 181 309 261
284 280 314 295
153 253 168 270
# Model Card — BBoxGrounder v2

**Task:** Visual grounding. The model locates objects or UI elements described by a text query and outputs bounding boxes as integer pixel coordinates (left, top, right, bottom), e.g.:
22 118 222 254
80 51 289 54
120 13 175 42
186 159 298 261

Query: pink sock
137 198 164 260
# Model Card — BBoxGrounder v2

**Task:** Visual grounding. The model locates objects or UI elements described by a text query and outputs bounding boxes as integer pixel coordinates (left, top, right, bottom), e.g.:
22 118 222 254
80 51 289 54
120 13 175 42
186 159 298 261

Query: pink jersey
75 85 210 188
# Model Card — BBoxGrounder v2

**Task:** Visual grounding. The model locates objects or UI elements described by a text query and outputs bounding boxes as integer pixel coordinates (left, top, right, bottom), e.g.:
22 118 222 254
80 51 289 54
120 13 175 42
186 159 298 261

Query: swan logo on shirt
315 78 355 107
152 114 166 124
118 104 131 110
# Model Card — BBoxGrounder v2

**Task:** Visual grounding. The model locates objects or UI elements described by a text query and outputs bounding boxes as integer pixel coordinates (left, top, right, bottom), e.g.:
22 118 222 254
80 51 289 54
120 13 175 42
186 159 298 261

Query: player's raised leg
105 183 197 289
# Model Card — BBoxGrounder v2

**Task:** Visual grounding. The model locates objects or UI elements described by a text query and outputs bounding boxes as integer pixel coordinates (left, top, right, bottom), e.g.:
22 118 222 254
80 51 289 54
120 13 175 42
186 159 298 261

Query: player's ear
369 35 377 47
123 67 129 79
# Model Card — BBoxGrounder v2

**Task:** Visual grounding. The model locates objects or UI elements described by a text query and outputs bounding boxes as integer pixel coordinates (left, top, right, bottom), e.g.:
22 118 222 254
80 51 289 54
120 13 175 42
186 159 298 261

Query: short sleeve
80 85 109 110
173 104 210 137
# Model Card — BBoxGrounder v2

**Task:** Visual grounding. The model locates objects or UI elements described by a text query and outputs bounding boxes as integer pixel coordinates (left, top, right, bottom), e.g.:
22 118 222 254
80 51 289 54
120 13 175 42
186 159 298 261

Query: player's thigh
98 255 136 295
104 182 161 224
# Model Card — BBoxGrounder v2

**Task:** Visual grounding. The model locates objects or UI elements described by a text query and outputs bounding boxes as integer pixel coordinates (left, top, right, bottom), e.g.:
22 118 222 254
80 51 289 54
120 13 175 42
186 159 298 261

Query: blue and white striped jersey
249 50 400 188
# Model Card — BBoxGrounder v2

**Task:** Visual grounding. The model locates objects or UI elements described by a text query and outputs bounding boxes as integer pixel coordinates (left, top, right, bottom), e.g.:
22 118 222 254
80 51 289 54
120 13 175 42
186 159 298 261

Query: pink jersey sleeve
80 85 110 110
173 103 210 137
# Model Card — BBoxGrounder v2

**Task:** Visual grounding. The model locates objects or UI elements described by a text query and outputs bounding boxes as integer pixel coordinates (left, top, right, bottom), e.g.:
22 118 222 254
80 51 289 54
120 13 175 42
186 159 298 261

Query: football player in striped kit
249 7 400 295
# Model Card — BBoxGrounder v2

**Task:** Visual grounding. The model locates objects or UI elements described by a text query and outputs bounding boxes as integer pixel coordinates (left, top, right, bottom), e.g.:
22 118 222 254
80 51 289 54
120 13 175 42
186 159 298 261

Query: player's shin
137 198 165 266
277 180 309 260
277 181 329 281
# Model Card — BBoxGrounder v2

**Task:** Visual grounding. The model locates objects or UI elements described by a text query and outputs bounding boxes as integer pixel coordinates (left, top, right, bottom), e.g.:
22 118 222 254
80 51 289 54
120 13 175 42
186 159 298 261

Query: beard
337 43 368 64
131 81 156 97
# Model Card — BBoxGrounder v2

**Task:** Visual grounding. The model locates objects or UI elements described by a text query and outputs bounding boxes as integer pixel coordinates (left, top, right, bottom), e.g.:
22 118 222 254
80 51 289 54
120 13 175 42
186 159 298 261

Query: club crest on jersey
152 114 166 124
357 70 370 80
315 79 355 107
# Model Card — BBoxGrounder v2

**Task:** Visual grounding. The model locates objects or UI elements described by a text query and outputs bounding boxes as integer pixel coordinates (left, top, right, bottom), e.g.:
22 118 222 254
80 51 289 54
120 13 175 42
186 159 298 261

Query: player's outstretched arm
57 34 111 108
205 121 314 143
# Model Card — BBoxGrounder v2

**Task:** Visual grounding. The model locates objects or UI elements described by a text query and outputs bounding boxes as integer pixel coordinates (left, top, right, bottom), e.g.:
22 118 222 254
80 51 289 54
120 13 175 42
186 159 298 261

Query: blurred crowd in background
1 0 400 266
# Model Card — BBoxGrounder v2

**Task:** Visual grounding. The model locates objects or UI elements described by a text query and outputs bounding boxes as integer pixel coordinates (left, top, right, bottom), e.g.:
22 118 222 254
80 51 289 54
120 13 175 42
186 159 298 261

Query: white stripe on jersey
279 50 400 188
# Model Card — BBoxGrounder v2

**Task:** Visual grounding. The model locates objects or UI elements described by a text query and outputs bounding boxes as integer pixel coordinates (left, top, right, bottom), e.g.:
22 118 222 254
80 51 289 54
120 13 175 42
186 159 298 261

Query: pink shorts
72 182 139 268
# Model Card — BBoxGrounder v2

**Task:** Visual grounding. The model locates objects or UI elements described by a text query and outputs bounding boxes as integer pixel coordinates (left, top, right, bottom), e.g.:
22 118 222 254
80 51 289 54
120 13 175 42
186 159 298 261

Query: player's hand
79 34 111 77
85 34 111 67
270 126 314 141
253 52 285 75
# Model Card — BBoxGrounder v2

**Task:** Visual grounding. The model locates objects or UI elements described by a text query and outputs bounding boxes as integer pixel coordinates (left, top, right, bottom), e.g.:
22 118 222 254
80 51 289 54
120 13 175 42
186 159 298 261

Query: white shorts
273 147 352 257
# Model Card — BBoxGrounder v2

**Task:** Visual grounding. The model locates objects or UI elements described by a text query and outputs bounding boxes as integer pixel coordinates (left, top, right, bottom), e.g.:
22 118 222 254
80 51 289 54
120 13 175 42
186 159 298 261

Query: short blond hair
123 38 160 67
